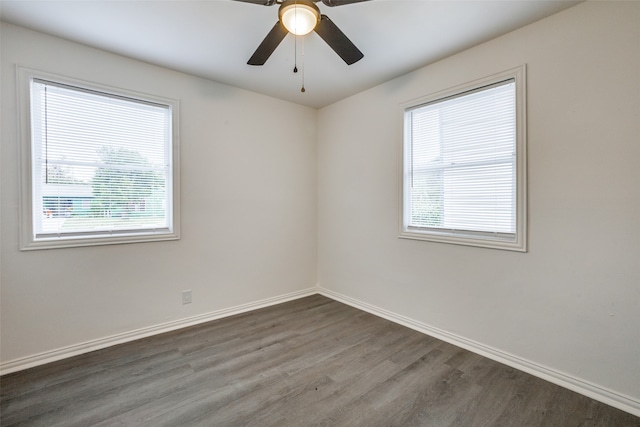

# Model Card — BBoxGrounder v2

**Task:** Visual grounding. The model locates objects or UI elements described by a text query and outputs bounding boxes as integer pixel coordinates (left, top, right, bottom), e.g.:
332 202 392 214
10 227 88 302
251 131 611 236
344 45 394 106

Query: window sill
399 228 526 252
20 231 179 251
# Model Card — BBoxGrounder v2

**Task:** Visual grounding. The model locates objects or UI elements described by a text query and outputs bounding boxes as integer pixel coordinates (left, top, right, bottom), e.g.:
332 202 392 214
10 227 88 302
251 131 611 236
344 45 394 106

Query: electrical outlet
182 290 192 305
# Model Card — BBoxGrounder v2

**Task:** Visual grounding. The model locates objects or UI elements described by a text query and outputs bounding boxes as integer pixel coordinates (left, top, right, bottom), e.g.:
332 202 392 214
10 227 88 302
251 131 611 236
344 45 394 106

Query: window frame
17 66 181 250
399 66 527 252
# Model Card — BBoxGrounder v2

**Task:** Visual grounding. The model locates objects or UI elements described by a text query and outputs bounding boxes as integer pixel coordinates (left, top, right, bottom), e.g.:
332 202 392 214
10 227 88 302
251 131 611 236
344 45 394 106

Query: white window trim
17 66 181 250
399 65 527 252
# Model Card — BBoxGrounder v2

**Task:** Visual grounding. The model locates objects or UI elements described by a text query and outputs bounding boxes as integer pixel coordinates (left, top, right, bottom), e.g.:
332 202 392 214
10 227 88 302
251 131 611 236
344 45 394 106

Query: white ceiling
0 0 580 108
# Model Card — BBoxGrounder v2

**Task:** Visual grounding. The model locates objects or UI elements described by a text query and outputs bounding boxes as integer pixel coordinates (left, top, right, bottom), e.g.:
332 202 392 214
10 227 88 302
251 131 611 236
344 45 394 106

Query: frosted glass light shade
280 3 319 35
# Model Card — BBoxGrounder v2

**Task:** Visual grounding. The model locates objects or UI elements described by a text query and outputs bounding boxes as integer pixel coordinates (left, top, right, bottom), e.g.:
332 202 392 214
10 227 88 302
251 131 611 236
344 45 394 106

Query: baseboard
0 287 318 376
318 286 640 418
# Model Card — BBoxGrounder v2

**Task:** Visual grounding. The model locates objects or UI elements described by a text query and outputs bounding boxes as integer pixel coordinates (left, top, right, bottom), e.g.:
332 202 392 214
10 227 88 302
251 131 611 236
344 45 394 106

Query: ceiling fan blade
314 15 363 65
232 0 276 5
321 0 370 6
247 21 289 65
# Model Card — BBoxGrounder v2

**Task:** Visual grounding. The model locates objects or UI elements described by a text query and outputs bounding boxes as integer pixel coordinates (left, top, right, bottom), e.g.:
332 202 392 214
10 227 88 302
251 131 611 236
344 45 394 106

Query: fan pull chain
289 0 305 93
301 35 306 93
293 0 298 73
293 36 298 73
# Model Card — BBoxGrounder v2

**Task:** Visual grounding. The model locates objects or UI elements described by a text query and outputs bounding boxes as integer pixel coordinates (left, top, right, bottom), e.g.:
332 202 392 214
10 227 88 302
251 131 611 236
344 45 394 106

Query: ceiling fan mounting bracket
279 0 320 14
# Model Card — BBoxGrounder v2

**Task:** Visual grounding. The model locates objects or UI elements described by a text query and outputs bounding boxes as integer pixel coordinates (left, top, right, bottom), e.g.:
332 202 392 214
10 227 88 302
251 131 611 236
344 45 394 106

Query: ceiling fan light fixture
280 1 320 36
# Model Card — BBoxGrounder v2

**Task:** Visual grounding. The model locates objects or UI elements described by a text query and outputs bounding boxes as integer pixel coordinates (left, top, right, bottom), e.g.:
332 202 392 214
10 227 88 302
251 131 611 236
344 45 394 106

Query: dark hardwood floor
1 295 638 426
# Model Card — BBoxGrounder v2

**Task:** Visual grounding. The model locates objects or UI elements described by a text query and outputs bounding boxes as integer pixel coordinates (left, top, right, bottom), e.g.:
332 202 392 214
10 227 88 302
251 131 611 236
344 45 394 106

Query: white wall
0 23 317 364
318 0 640 407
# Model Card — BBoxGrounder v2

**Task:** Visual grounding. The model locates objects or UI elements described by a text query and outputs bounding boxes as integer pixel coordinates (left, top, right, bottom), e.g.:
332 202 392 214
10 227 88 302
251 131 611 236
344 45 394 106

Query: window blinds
30 79 172 239
406 80 516 238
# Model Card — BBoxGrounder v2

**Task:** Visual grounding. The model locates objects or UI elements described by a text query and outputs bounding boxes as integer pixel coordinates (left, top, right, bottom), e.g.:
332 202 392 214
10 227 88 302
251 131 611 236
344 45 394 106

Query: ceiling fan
235 0 369 66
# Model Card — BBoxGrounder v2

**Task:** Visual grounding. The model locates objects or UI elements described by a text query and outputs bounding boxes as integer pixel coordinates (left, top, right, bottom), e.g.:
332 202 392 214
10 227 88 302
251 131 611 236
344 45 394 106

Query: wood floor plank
1 349 187 422
1 295 638 426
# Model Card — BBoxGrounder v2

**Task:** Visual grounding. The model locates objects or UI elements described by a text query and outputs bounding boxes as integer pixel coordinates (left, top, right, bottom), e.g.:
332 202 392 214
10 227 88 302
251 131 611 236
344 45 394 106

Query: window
18 68 180 250
400 66 526 251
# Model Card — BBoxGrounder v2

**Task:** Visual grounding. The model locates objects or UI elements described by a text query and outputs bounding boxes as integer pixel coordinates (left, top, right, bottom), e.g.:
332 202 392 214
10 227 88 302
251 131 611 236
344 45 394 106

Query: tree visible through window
91 147 164 221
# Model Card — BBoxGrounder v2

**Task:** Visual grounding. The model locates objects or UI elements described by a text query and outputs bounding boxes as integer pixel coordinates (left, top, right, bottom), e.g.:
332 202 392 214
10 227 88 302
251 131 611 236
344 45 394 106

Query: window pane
31 80 172 239
407 80 516 236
